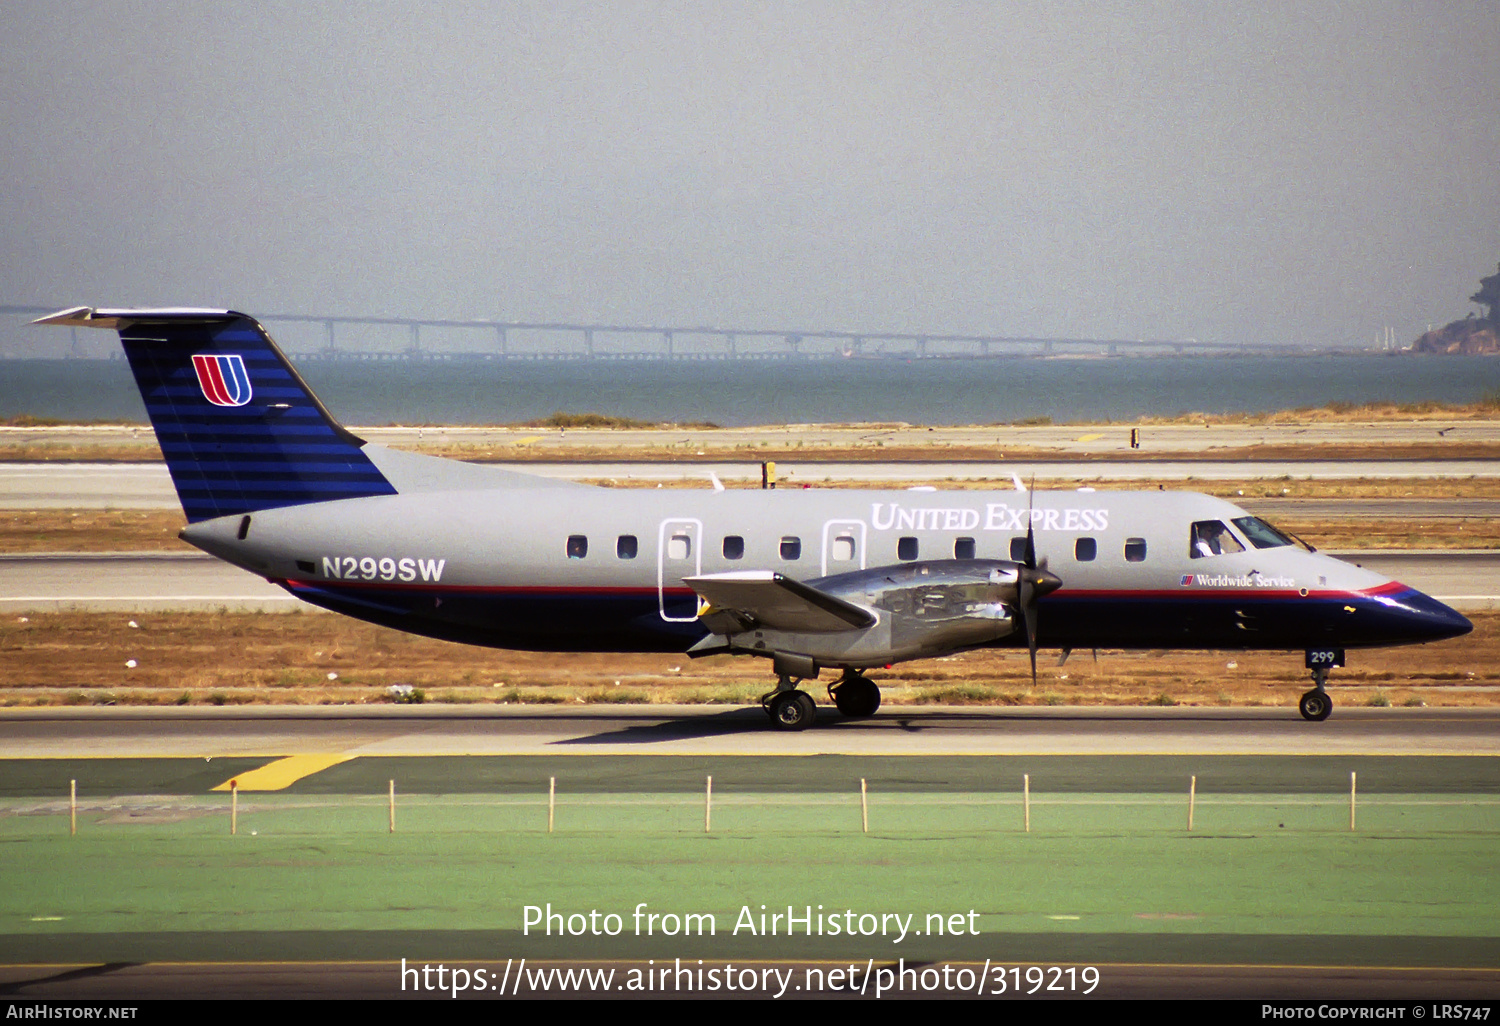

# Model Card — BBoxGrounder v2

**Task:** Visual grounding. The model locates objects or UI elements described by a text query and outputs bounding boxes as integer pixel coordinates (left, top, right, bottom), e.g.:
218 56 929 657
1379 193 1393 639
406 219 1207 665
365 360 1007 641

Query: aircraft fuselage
181 475 1469 658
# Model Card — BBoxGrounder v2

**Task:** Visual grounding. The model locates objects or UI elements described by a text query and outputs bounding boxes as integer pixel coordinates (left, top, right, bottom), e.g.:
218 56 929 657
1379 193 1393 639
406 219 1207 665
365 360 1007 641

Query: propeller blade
1024 479 1037 569
1019 566 1062 686
1015 481 1059 686
1025 595 1039 684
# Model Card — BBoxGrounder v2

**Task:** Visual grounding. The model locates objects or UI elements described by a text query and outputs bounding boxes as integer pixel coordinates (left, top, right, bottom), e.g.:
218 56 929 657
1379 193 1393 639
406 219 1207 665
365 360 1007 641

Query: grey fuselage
181 448 1471 660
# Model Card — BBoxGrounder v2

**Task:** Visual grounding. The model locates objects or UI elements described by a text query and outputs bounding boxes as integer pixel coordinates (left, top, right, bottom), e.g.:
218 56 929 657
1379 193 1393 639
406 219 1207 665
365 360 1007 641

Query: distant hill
1413 316 1499 355
1411 263 1499 355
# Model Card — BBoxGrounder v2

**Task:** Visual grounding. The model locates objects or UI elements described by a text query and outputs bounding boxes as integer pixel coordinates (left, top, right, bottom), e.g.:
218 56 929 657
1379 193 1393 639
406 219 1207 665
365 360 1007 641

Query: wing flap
685 571 876 633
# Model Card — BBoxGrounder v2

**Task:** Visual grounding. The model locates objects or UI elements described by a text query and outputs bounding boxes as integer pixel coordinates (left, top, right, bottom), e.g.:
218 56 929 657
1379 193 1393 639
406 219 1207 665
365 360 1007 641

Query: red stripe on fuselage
278 578 1413 603
1048 580 1410 601
281 579 674 597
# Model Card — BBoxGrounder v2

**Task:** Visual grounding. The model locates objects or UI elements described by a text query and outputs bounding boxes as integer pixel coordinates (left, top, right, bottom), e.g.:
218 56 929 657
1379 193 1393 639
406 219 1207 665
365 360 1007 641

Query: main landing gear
761 677 817 731
760 670 883 730
829 670 881 718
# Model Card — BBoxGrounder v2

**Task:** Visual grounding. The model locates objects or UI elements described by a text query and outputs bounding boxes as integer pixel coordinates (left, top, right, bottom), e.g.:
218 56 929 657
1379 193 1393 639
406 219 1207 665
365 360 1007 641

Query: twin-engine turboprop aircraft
37 307 1472 729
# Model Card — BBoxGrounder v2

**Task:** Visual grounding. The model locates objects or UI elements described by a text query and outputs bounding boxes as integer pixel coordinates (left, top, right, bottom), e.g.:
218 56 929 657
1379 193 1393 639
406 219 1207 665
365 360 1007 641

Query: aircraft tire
770 690 816 731
1298 689 1332 722
833 676 881 718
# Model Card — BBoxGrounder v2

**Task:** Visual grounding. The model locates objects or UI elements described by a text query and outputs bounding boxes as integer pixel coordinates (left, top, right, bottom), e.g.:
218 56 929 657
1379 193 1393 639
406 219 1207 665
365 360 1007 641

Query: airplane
36 306 1474 729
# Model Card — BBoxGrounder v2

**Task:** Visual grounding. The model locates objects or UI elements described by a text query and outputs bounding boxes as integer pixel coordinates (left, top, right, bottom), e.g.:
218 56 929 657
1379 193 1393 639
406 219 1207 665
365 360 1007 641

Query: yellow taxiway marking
513 435 544 445
1075 433 1105 443
211 754 354 791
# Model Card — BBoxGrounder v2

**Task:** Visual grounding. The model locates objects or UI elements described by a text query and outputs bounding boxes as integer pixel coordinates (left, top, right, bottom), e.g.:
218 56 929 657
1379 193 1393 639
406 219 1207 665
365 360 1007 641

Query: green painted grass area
7 755 1499 799
6 790 1499 838
2 792 1497 958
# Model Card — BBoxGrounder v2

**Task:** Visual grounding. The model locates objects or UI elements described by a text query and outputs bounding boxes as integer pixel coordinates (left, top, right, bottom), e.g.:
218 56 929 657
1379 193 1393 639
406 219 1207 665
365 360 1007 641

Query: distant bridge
3 305 1300 360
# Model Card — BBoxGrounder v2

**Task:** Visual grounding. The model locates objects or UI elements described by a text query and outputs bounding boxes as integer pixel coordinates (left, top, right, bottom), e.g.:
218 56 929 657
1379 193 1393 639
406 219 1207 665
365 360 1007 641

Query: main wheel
833 676 881 718
770 690 816 731
1299 689 1332 722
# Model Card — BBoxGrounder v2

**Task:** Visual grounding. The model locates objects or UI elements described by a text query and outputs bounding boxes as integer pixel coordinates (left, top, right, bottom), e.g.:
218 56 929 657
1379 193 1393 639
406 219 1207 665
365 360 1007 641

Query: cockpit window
1232 516 1296 550
1189 520 1245 558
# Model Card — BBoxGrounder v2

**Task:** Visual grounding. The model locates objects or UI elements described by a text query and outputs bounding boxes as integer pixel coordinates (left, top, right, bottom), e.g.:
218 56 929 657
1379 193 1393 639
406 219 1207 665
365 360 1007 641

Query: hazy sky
3 1 1497 349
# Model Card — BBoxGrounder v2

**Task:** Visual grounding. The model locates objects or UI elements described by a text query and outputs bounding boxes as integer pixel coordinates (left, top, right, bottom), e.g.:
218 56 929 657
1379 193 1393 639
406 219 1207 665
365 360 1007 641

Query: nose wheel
1299 664 1334 722
1298 687 1333 721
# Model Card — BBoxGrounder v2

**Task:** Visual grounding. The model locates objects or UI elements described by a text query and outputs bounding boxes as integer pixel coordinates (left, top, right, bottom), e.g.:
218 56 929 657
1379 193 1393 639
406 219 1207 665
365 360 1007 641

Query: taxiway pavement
6 460 1500 509
3 705 1497 758
8 419 1500 454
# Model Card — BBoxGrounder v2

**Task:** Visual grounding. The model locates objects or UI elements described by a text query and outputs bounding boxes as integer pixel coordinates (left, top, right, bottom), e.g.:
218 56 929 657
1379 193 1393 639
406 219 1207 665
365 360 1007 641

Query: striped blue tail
39 308 396 523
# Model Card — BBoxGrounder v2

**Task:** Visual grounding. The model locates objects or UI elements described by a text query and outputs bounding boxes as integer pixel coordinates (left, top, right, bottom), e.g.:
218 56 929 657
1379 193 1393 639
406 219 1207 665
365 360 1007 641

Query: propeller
1017 482 1062 685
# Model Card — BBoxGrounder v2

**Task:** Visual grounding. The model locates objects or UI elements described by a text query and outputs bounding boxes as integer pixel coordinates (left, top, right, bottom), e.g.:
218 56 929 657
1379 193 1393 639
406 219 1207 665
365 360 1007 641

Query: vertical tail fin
35 307 396 522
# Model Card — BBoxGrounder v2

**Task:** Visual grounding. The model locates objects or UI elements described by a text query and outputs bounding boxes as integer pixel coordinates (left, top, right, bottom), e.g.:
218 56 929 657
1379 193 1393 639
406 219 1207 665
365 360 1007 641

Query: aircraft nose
1385 587 1473 642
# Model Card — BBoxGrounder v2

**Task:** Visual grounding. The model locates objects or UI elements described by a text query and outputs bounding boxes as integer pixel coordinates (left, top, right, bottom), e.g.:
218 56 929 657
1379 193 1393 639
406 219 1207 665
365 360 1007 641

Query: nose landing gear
1299 649 1343 721
1299 670 1333 722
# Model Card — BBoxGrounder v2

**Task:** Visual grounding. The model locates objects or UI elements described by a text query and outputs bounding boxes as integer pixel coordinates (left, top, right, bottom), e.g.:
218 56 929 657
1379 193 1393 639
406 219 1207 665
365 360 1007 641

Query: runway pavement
3 549 1495 612
7 460 1500 509
0 551 296 611
8 419 1500 453
3 705 1498 758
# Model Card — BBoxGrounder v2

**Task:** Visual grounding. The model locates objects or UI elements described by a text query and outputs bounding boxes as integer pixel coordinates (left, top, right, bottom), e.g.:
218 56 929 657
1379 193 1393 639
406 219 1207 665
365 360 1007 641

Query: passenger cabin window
1124 537 1147 562
780 536 802 560
1009 536 1028 561
1075 537 1096 562
954 537 976 559
830 534 856 562
1232 516 1296 550
616 535 637 559
1189 520 1245 559
567 535 588 559
723 536 745 560
897 537 918 561
667 533 692 560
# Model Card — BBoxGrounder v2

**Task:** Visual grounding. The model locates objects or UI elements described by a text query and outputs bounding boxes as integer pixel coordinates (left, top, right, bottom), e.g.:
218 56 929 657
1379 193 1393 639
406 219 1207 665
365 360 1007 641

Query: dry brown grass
0 510 191 552
0 439 160 462
1133 397 1500 426
16 440 1500 464
1 609 1493 710
1268 519 1500 549
409 440 1500 464
580 475 1500 499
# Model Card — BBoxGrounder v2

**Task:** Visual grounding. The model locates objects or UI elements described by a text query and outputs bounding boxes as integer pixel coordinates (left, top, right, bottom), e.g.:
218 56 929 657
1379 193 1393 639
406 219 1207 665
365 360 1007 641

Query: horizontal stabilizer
685 571 877 633
33 307 234 329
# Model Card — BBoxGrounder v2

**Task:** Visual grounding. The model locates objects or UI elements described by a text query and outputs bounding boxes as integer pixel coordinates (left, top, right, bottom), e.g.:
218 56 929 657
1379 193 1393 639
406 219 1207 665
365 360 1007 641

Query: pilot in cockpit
1190 520 1244 558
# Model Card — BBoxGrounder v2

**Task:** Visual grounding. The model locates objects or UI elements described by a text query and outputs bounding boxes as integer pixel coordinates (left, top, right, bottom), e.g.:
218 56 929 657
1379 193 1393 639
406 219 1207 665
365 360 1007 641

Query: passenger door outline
820 519 868 576
657 518 703 621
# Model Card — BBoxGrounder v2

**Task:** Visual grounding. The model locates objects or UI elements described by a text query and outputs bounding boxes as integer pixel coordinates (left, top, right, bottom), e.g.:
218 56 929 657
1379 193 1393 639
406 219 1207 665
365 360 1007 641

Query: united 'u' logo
191 354 253 407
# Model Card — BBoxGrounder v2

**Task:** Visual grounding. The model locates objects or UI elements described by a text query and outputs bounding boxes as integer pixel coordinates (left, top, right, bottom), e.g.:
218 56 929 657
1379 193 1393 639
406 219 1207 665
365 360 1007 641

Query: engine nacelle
694 559 1024 674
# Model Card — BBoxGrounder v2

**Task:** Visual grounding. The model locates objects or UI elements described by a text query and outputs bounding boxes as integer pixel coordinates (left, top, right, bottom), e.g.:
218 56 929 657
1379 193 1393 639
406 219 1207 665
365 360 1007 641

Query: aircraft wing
685 571 877 634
